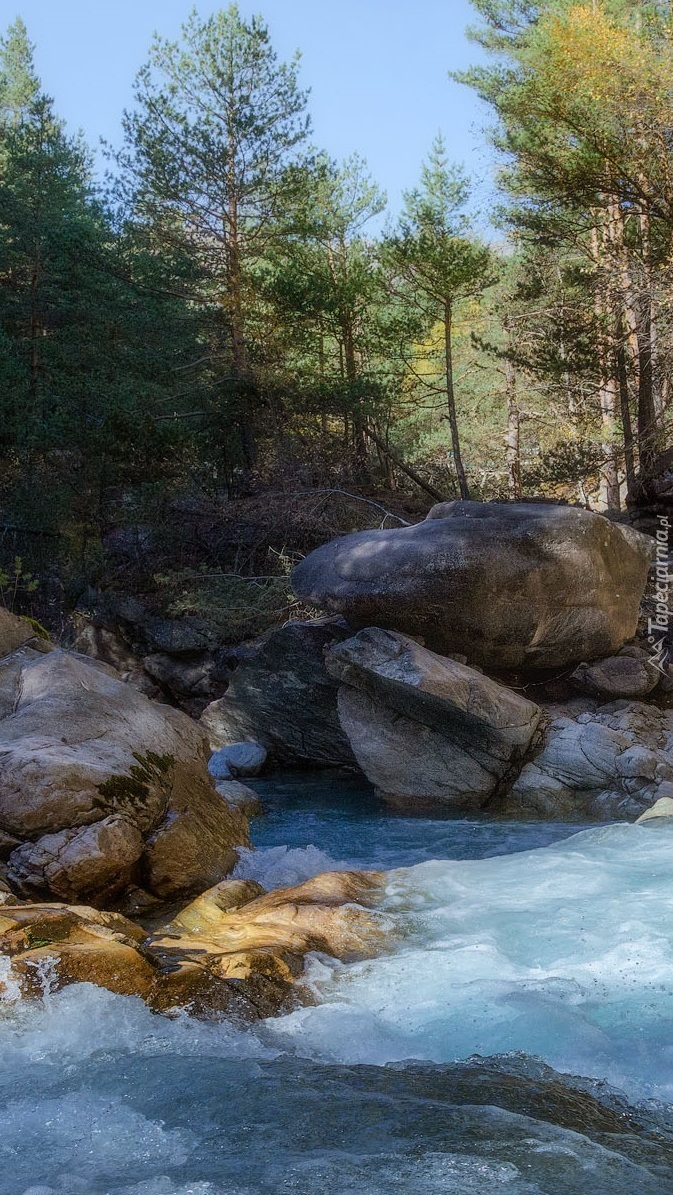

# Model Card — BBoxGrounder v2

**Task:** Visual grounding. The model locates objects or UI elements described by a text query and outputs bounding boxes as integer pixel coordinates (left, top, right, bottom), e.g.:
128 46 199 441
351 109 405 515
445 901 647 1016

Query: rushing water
3 775 673 1194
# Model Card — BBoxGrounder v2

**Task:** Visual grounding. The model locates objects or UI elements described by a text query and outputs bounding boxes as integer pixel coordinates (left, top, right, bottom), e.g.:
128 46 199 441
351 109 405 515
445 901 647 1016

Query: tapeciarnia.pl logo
648 514 671 675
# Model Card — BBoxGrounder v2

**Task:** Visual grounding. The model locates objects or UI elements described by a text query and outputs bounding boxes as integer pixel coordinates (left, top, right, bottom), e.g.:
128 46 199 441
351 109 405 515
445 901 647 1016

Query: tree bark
505 356 522 500
592 220 621 510
616 326 636 499
444 298 469 499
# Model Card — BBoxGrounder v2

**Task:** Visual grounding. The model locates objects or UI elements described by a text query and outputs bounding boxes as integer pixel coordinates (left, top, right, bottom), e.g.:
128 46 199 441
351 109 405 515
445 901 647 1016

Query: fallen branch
362 428 446 504
290 489 411 526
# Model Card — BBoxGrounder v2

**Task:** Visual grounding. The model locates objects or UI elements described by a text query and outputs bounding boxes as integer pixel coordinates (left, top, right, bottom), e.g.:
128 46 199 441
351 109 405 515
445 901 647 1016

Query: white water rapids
3 791 673 1194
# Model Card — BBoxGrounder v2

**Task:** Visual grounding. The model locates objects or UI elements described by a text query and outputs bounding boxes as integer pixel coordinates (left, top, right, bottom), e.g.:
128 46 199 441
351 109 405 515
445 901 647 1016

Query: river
2 775 673 1194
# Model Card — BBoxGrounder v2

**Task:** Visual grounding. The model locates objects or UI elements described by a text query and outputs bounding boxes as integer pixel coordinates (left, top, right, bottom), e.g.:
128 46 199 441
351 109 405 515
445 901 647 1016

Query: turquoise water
2 775 673 1194
239 772 587 884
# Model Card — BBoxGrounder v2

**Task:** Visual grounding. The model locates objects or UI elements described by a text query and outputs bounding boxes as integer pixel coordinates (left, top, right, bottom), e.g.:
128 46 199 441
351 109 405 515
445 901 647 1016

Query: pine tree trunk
227 168 256 471
444 298 469 500
342 317 367 464
505 356 522 500
616 326 636 498
592 219 621 510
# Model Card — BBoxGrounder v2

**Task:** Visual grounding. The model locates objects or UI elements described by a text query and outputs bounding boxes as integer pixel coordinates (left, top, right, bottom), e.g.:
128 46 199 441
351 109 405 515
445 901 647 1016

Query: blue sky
7 0 497 225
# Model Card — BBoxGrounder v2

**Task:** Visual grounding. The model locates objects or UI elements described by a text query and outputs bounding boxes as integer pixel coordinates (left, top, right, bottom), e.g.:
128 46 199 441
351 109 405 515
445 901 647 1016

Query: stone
0 609 39 658
0 645 249 904
152 870 387 971
0 830 21 861
1 904 159 1003
167 878 265 934
0 871 386 1021
215 780 263 818
143 652 215 701
570 650 660 699
637 797 673 823
327 628 541 809
337 687 498 809
71 621 141 676
142 761 248 899
506 699 673 820
209 741 267 778
291 501 653 673
8 816 144 903
200 619 358 768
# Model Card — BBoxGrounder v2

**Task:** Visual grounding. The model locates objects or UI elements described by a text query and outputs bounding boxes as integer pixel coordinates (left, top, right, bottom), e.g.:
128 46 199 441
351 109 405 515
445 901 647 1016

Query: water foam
267 822 673 1101
233 844 347 889
3 820 673 1192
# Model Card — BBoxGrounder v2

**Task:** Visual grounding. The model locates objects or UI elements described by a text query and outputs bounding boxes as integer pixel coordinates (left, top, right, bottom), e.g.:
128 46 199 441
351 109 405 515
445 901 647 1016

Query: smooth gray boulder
292 501 653 672
200 620 357 768
327 628 541 809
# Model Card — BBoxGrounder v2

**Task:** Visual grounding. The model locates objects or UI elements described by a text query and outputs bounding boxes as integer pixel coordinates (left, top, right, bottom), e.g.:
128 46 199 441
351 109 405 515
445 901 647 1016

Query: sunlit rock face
0 870 386 1021
327 628 541 810
0 612 248 906
292 501 654 672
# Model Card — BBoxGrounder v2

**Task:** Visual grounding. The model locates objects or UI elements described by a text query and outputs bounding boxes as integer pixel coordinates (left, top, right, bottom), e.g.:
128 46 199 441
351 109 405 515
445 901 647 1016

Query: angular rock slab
292 501 653 672
200 619 357 768
0 622 248 904
327 628 541 809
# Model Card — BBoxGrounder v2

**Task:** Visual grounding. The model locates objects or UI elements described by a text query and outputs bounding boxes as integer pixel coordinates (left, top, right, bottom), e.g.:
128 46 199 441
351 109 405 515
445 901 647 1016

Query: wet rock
292 501 653 672
1 904 159 1002
0 871 387 1020
328 628 541 810
215 780 263 818
200 619 358 768
637 797 673 823
507 699 673 820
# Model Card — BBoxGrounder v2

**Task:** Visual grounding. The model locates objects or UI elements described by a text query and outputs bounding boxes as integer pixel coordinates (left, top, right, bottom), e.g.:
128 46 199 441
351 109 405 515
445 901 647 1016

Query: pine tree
386 137 495 498
119 4 311 472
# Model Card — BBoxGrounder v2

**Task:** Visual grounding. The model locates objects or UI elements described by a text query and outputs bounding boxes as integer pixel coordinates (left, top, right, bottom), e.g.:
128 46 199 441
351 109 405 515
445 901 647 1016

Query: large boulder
326 628 541 809
292 501 653 673
200 619 358 768
0 615 248 905
506 699 673 820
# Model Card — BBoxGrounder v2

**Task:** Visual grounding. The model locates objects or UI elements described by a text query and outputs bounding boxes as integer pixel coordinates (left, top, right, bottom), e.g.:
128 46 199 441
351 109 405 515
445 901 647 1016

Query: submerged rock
327 628 541 809
0 870 386 1020
0 612 248 905
200 619 358 768
292 501 653 672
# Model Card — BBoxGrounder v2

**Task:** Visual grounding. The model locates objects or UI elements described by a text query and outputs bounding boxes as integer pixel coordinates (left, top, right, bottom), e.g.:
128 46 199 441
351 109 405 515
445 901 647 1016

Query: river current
2 775 673 1194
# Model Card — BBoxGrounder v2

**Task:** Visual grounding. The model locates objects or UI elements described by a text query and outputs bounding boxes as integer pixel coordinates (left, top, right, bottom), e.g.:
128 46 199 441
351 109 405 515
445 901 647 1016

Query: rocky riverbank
0 500 670 1020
